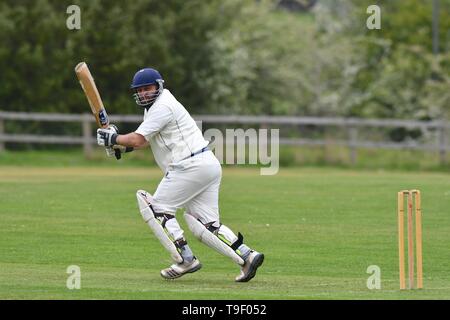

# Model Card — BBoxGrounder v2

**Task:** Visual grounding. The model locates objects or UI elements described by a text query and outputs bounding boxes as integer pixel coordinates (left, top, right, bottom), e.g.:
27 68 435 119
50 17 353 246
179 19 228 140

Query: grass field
1 165 450 299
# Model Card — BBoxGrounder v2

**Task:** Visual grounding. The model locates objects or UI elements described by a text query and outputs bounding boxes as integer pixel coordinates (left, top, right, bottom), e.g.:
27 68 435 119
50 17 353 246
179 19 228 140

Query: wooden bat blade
75 62 109 128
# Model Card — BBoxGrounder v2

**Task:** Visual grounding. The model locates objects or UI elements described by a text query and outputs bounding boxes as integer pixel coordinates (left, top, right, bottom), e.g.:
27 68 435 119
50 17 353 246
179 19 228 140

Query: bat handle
114 148 121 160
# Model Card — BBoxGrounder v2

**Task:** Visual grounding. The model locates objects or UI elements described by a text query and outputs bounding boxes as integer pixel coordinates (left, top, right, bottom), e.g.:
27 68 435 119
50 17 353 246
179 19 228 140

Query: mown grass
1 165 450 299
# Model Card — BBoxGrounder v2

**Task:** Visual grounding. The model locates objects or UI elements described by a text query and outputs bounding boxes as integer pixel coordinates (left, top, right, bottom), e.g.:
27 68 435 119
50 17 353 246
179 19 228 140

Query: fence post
0 117 4 152
438 122 448 165
348 126 358 166
82 114 93 158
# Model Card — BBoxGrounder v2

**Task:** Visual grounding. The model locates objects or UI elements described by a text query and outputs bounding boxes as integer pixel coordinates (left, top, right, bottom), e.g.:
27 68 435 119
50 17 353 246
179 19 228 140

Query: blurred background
0 0 449 170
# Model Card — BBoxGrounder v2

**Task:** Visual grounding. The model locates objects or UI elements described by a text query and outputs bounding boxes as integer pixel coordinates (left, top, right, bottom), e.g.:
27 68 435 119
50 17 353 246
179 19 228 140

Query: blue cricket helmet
131 68 165 107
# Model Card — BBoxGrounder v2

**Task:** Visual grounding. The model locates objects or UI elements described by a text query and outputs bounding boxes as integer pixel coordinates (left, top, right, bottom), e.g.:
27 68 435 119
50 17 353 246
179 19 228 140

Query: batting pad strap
136 190 183 263
174 238 188 249
184 214 244 266
204 221 220 233
230 232 244 251
153 212 174 229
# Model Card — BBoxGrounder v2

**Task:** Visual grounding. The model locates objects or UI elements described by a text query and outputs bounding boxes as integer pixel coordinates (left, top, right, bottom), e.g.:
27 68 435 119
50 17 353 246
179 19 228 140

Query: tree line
0 0 448 122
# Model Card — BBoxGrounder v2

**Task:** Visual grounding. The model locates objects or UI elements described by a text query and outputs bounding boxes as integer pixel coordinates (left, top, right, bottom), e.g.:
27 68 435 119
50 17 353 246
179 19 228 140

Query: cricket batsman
96 68 264 282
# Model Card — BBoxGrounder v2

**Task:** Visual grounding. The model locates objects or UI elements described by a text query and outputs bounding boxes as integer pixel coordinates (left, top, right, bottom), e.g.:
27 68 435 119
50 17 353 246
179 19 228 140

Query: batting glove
105 145 134 158
97 125 118 147
105 146 116 157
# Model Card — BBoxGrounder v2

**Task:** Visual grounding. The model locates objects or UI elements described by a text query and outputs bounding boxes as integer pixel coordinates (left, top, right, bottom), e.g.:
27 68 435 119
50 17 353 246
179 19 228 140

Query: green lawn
0 166 449 299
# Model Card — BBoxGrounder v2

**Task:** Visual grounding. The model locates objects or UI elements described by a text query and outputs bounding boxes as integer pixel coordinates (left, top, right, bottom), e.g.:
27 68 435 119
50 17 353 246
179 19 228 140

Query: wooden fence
0 111 449 164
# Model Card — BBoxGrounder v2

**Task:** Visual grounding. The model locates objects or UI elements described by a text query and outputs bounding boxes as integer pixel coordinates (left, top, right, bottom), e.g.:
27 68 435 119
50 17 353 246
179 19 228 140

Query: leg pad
136 190 183 263
184 213 244 265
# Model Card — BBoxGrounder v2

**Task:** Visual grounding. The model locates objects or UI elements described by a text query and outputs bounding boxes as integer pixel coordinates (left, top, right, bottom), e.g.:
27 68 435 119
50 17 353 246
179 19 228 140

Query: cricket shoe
235 250 264 282
160 257 202 280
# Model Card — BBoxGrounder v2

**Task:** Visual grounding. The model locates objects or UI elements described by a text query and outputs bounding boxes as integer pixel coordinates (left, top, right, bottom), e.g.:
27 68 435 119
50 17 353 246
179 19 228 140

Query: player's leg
136 190 201 279
207 220 264 283
183 165 264 282
184 207 264 282
137 154 224 279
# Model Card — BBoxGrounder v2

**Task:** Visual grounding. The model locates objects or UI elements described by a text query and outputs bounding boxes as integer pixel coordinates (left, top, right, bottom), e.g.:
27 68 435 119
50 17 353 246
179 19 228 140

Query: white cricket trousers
152 150 221 224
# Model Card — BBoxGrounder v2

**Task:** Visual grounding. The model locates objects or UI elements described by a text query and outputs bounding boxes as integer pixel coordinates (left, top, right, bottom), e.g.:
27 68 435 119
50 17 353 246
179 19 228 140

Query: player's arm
97 104 171 149
116 133 147 148
97 128 145 148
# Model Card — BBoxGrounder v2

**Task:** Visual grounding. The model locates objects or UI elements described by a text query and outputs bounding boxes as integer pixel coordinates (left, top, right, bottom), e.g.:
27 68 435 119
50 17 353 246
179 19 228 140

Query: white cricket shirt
135 89 209 171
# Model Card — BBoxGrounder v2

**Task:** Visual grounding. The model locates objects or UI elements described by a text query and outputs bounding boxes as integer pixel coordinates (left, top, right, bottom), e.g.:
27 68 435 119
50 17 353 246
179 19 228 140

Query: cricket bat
75 62 121 159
